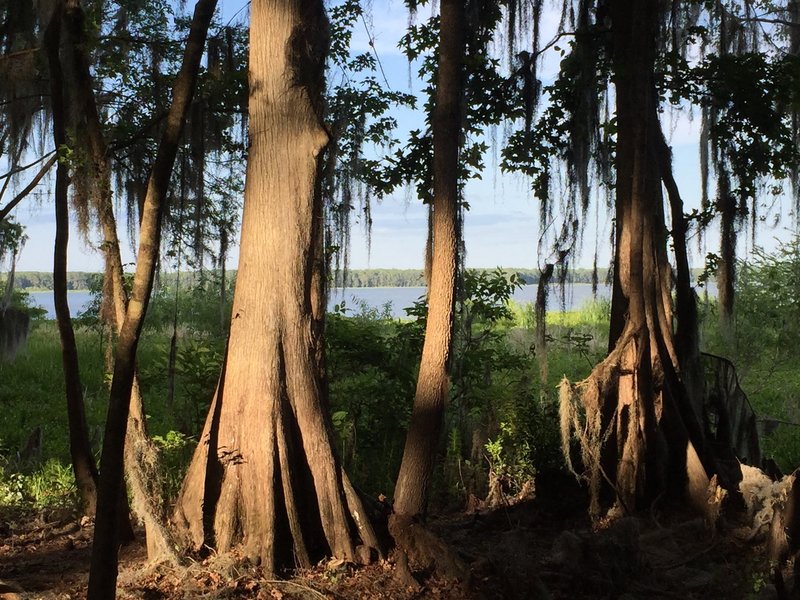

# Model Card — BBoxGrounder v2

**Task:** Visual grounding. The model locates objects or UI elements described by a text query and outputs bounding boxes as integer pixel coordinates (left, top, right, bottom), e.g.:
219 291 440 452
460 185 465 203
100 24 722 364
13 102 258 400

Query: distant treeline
3 267 707 291
7 271 100 291
335 268 608 287
337 267 707 287
5 268 604 291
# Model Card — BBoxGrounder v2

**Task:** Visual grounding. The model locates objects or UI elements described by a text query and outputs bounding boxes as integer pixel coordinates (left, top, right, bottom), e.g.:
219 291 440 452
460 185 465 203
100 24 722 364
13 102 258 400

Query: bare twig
0 151 56 181
0 154 58 220
0 48 40 61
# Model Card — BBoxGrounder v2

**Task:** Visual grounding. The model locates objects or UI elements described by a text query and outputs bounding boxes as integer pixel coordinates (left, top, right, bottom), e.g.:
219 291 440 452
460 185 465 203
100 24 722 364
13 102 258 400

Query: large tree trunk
86 0 217 596
45 5 98 517
560 0 716 519
174 0 379 576
389 0 468 583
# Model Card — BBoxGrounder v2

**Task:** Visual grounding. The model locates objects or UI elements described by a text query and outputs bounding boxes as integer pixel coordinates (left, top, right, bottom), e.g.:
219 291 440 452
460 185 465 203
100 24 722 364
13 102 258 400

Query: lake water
30 285 607 320
29 291 95 319
29 282 717 320
335 281 718 318
328 284 613 318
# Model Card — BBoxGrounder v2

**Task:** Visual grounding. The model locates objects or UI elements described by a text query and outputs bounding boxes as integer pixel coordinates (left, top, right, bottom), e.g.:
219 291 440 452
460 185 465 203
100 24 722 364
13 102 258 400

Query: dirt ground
0 472 780 599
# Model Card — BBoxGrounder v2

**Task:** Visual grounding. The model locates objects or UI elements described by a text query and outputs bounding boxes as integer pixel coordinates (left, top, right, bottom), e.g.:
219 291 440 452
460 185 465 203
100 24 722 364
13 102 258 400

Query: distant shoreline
19 288 91 293
6 267 707 292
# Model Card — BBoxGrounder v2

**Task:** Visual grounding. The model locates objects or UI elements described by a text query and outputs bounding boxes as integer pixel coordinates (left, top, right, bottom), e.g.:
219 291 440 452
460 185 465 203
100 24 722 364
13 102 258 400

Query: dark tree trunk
45 4 98 517
86 0 218 596
219 229 227 330
535 262 555 384
654 123 704 418
173 0 379 576
717 168 736 332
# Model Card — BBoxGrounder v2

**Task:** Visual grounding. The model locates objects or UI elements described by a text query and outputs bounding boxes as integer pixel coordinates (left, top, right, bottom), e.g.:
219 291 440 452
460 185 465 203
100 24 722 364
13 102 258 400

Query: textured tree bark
389 0 469 583
45 4 99 518
562 0 715 519
393 0 464 522
173 0 379 575
86 0 217 596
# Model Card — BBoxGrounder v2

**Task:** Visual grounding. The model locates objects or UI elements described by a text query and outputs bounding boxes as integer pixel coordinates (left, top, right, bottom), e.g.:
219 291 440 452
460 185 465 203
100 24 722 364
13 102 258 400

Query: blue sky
4 0 796 273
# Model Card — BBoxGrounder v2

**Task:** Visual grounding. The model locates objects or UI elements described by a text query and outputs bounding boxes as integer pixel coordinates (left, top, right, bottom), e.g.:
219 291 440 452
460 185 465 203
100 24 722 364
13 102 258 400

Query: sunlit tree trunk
562 0 716 518
174 0 379 575
86 0 217 596
389 0 469 582
393 0 464 521
45 5 98 517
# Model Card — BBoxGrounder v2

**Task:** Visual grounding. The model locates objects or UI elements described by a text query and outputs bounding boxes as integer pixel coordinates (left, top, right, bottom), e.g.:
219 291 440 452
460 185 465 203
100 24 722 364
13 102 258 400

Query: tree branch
0 154 58 221
0 48 40 61
107 110 169 153
0 150 56 181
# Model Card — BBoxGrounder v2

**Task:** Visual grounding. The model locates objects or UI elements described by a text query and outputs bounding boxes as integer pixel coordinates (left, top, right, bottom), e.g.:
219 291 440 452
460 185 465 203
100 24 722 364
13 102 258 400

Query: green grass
0 322 106 462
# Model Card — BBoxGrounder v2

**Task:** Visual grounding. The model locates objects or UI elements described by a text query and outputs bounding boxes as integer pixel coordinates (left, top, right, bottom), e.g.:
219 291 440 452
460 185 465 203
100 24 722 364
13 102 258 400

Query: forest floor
0 472 780 599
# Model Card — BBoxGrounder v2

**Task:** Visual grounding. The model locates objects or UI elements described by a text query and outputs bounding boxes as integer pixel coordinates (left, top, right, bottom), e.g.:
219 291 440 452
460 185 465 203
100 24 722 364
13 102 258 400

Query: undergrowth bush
326 297 423 494
0 457 77 513
152 430 196 502
326 270 588 508
0 269 621 516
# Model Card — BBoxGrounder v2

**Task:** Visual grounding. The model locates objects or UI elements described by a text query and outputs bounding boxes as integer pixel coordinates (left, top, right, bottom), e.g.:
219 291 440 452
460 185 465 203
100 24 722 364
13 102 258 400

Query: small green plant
25 460 77 510
152 431 196 502
745 569 768 599
0 468 25 509
0 458 78 513
142 336 223 432
175 338 223 399
485 421 537 494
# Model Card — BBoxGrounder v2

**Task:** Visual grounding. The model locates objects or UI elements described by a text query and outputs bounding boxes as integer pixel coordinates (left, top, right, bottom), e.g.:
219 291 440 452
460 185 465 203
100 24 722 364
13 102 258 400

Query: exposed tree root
342 471 384 560
559 329 633 519
388 513 470 587
559 327 713 521
393 549 421 590
175 378 383 576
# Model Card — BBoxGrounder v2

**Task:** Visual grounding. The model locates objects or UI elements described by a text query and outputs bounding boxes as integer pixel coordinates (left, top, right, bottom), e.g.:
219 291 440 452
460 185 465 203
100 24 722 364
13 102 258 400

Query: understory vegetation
1 252 799 518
